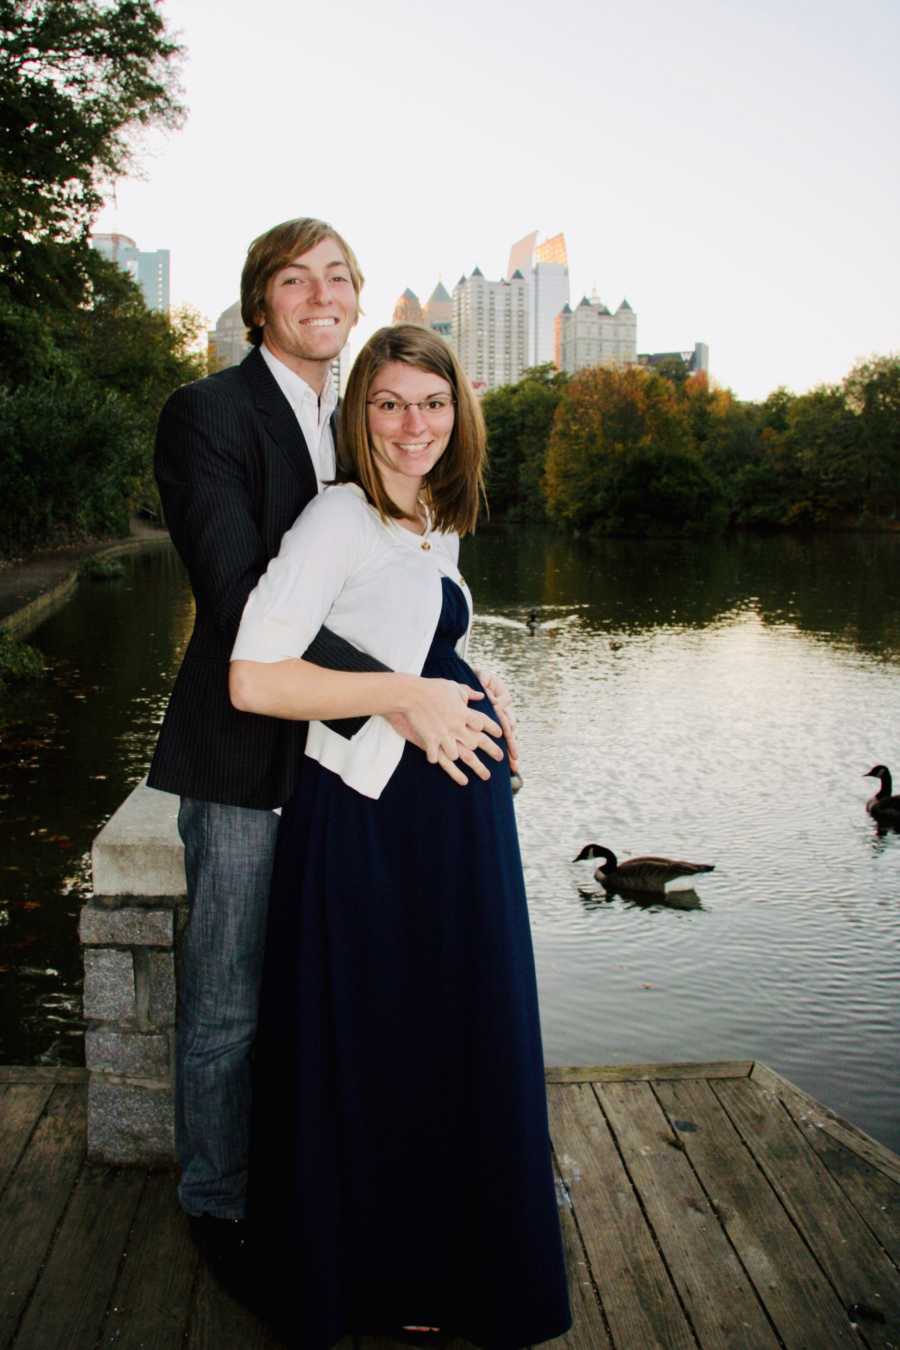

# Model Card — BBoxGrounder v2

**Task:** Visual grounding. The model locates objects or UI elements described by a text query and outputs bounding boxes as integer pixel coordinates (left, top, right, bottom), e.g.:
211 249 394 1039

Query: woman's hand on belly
387 678 505 785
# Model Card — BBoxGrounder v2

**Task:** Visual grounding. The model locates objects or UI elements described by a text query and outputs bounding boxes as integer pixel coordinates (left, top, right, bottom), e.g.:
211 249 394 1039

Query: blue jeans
176 797 280 1218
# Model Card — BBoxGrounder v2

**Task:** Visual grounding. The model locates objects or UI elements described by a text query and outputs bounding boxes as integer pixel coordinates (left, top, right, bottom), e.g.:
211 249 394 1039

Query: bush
0 631 45 685
0 373 144 554
79 555 126 581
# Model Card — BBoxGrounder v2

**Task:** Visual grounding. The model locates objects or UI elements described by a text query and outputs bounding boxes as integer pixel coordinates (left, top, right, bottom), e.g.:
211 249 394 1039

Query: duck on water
864 764 900 826
573 844 715 896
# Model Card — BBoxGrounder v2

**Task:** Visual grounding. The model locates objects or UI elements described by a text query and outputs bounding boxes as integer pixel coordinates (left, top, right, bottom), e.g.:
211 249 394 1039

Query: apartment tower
451 266 529 393
506 231 570 368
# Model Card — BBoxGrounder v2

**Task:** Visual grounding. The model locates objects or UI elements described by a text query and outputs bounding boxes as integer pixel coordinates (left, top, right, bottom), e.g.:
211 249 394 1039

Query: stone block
86 1027 169 1078
147 951 177 1027
92 782 185 898
83 949 135 1022
87 1077 174 1166
79 904 174 948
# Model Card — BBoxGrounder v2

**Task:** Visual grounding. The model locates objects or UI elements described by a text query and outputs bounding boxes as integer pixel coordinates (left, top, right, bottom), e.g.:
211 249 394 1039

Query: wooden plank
550 1160 613 1349
783 1114 899 1266
714 1078 900 1347
12 1165 145 1350
547 1081 697 1349
185 1261 284 1350
546 1061 753 1085
0 1067 88 1085
653 1078 859 1349
101 1173 198 1350
598 1080 779 1348
0 1084 53 1198
0 1085 86 1350
750 1062 900 1186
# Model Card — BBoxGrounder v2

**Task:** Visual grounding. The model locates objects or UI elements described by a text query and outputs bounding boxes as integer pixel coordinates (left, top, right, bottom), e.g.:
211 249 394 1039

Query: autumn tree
544 364 724 534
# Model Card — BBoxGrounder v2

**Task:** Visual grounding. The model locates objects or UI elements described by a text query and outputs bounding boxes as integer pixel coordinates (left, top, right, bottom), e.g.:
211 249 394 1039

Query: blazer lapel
239 347 318 498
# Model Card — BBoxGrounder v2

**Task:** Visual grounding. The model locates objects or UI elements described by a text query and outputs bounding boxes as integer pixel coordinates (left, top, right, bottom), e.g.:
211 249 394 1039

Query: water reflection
1 530 899 1154
465 526 900 658
0 543 194 1065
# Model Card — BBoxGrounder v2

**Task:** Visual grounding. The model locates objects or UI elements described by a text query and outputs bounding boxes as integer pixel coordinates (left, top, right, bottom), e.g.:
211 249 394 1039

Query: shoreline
0 522 170 639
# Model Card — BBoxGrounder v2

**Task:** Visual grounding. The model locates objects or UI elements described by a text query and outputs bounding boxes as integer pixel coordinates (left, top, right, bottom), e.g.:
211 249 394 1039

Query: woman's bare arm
230 659 504 784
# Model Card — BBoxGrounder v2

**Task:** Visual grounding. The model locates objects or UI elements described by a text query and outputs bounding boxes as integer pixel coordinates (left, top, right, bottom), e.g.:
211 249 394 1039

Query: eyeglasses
367 396 455 420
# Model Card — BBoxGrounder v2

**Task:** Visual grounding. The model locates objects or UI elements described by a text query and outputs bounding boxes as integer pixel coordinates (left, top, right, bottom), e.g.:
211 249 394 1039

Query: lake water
1 529 898 1151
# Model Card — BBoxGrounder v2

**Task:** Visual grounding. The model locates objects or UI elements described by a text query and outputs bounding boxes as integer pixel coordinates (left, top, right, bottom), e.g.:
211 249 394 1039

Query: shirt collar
260 343 338 420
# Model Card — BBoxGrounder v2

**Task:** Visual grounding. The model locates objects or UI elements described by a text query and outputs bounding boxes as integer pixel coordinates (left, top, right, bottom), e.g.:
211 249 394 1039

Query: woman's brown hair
338 325 486 536
240 218 364 346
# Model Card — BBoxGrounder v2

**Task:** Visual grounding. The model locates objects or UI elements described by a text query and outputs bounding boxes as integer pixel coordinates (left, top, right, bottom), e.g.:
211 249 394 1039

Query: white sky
93 0 899 402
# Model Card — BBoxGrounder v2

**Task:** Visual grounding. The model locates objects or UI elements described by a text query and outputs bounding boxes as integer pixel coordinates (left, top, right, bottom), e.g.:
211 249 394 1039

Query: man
148 218 504 1274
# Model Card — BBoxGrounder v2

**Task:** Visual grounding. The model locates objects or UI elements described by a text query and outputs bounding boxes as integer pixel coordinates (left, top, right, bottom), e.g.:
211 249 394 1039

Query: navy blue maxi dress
248 578 571 1349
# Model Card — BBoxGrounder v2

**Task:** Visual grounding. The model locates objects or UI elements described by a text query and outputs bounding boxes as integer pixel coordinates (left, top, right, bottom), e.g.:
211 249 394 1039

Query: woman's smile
366 361 455 510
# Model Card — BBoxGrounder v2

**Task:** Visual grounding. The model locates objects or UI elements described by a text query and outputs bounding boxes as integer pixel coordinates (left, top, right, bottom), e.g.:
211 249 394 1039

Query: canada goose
573 844 714 896
526 609 540 632
863 765 900 823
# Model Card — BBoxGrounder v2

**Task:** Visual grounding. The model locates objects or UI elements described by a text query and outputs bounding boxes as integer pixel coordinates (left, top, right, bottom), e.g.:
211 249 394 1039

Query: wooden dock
1 1061 898 1349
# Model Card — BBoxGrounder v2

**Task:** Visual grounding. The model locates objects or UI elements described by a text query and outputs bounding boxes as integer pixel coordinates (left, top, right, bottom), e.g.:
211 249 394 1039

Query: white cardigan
231 483 473 799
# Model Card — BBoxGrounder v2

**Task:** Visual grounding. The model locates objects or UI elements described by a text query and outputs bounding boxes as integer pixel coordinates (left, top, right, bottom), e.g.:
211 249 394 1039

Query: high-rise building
423 282 452 340
90 232 170 312
392 288 424 325
506 231 570 368
558 295 637 373
451 266 529 393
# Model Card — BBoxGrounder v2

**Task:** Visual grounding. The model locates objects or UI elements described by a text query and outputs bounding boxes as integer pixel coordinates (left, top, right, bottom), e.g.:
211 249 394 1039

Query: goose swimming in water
863 765 900 824
573 844 715 896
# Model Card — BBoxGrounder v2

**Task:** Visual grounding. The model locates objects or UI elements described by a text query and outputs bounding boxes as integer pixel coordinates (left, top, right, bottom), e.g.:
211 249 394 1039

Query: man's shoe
189 1214 253 1298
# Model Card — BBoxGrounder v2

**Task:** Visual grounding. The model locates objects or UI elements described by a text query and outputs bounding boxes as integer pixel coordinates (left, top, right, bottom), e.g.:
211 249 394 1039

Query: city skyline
92 0 899 402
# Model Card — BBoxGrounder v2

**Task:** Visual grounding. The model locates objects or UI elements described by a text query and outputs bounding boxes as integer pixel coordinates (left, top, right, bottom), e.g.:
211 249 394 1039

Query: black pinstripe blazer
148 346 367 809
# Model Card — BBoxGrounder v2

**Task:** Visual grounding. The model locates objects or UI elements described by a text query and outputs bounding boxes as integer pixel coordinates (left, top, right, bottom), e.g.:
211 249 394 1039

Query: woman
230 325 571 1348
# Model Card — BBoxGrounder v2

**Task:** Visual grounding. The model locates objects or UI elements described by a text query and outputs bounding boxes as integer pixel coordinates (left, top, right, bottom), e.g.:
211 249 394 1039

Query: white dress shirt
231 484 472 800
260 344 337 489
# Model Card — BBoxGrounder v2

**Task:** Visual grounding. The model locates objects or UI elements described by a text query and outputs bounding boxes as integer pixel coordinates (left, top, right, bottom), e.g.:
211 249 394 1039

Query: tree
0 0 195 556
0 0 184 305
652 354 689 388
544 365 723 533
843 355 900 516
0 257 203 552
481 364 568 520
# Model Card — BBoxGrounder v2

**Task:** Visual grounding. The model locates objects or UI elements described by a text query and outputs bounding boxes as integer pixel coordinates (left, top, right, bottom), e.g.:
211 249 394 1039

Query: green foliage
79 554 125 580
0 0 197 557
0 630 45 684
0 273 203 552
543 365 722 534
0 0 184 305
481 365 568 521
0 363 144 550
844 355 900 516
587 444 726 536
528 355 900 535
